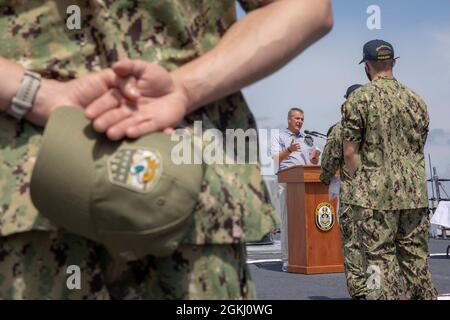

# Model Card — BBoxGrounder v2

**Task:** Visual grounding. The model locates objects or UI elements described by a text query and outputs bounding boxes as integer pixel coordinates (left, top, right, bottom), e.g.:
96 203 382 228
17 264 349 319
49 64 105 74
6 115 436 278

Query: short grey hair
288 107 304 118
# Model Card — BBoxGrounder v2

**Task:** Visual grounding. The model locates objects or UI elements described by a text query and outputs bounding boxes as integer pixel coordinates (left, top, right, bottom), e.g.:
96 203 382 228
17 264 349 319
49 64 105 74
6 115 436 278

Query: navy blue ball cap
344 84 363 99
359 39 399 64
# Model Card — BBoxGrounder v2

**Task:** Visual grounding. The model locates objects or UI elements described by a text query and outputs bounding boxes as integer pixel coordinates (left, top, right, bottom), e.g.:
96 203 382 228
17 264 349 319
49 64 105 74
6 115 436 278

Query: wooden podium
277 165 344 274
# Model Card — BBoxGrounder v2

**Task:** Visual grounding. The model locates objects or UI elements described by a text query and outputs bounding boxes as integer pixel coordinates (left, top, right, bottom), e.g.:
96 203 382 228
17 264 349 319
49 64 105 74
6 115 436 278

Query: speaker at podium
277 165 344 274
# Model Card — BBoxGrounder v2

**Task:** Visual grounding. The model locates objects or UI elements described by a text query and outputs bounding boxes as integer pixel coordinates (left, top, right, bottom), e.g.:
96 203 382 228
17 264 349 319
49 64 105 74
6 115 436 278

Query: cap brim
30 107 100 241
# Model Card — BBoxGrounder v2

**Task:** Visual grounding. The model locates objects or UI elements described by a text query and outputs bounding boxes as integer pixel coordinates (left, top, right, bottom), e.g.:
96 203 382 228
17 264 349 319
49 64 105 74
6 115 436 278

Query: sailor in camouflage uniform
0 1 333 299
320 84 367 299
341 40 437 300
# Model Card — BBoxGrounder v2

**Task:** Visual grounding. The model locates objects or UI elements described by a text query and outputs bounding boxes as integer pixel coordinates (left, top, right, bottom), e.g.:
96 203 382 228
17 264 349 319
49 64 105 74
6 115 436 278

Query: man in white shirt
272 107 321 271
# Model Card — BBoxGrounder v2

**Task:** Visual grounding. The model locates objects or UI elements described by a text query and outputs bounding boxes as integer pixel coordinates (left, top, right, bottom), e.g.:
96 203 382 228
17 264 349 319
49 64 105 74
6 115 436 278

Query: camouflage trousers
352 205 437 300
338 203 366 298
0 230 255 300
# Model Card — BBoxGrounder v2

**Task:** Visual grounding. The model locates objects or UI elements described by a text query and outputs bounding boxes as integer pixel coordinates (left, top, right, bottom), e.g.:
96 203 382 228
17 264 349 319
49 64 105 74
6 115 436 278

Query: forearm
172 0 333 112
343 141 359 177
344 155 357 177
0 57 120 127
276 150 291 164
0 57 64 125
0 57 26 112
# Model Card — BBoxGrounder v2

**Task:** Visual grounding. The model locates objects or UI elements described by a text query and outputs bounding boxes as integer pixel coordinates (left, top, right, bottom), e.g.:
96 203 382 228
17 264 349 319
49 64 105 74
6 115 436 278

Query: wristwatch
7 70 42 120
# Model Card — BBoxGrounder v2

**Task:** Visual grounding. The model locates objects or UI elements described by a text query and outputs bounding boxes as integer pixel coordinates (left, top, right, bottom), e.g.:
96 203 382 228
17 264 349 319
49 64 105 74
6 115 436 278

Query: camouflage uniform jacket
0 0 277 243
319 121 352 201
341 77 429 210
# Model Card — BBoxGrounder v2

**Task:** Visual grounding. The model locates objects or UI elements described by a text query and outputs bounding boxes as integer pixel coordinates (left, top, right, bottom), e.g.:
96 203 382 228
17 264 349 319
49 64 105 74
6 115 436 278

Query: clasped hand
32 59 187 140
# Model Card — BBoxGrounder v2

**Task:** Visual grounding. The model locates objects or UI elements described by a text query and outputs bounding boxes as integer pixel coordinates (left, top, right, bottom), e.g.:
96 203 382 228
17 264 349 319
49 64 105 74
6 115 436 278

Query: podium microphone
304 130 327 139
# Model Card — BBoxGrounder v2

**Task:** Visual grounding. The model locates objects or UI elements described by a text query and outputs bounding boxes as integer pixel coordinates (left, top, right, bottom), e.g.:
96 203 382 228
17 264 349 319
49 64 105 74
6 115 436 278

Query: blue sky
238 0 450 193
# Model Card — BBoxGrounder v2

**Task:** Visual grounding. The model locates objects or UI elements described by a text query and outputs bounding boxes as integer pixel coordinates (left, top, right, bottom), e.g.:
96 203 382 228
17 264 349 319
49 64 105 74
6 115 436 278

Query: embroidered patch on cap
107 148 163 193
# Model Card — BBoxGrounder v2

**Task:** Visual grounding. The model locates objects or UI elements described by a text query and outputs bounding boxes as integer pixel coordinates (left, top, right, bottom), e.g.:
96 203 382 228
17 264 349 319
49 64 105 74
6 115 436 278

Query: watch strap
7 70 42 120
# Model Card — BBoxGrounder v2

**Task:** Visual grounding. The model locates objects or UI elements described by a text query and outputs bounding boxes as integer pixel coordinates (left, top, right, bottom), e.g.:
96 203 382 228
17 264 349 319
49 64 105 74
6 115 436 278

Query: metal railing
427 156 450 258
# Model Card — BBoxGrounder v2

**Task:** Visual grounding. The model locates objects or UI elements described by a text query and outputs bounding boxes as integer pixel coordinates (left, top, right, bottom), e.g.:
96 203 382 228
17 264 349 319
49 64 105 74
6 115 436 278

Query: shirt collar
284 128 304 138
373 76 396 82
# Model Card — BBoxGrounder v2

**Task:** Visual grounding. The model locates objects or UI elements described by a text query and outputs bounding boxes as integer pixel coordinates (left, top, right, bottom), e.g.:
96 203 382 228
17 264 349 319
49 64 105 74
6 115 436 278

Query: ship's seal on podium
315 202 335 231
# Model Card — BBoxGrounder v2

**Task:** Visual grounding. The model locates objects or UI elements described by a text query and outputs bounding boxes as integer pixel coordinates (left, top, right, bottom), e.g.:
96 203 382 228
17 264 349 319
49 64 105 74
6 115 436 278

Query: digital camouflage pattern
0 0 276 299
0 230 254 299
340 76 436 300
0 0 277 243
320 124 366 298
320 122 342 185
341 77 429 210
338 204 366 298
353 206 437 300
319 121 351 196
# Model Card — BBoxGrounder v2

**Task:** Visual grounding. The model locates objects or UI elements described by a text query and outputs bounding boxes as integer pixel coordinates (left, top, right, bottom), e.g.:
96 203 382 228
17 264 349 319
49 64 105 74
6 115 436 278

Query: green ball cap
30 107 203 261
